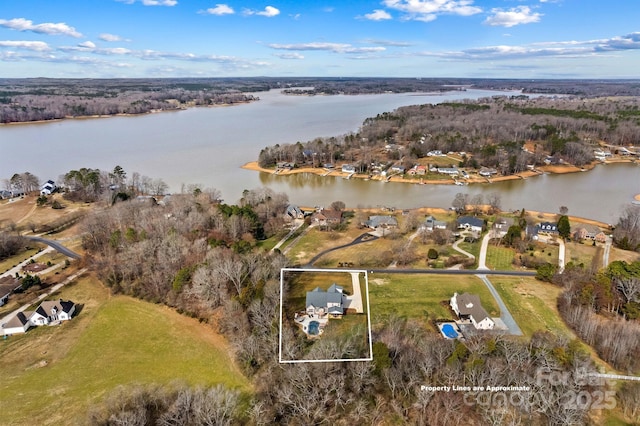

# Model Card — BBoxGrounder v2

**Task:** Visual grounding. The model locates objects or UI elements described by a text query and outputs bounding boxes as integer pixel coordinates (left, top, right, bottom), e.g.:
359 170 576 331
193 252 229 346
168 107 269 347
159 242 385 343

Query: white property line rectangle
278 267 373 364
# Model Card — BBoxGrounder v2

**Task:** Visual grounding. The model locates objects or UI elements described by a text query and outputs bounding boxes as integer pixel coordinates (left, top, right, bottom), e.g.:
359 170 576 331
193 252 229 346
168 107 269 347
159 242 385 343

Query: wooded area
259 95 640 175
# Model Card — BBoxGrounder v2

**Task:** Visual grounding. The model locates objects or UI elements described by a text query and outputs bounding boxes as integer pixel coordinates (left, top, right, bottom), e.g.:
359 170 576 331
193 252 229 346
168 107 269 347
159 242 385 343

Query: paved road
477 274 523 336
0 246 54 279
1 268 87 331
271 219 304 253
603 236 613 267
344 272 364 313
452 235 475 260
558 238 566 273
306 232 379 266
26 236 81 259
367 268 536 276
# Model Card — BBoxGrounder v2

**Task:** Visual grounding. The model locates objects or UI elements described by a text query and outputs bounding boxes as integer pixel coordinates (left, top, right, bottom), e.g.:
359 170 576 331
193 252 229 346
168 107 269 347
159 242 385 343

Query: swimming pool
308 321 320 335
441 324 459 339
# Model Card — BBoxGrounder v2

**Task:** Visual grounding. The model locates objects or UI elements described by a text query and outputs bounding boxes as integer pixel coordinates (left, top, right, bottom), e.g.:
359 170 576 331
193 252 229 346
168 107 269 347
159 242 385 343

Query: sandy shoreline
242 160 600 185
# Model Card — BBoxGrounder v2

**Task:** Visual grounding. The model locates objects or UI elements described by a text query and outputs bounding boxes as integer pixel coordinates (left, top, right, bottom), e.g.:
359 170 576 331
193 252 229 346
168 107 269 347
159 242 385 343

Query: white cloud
364 10 392 21
484 6 542 27
78 41 96 49
0 40 50 51
275 52 304 59
382 0 482 22
268 42 385 54
202 4 235 15
0 18 82 37
244 6 280 17
99 33 125 42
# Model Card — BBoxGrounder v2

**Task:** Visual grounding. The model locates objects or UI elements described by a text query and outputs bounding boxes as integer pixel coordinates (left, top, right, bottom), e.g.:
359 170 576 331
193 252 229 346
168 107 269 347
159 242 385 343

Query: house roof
457 216 484 228
366 215 398 228
306 285 343 310
453 293 491 324
494 217 515 228
35 299 75 318
2 311 31 328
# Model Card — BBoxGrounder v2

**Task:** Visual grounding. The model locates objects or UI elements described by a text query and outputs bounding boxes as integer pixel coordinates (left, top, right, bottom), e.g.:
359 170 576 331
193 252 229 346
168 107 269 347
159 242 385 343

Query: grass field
565 241 601 268
489 276 573 338
0 275 250 425
283 270 360 316
286 226 363 265
485 244 516 270
0 245 46 274
368 273 499 327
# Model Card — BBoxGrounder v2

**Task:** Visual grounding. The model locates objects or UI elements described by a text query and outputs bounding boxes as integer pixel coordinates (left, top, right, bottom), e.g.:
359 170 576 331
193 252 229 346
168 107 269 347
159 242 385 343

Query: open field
565 240 602 268
0 245 45 274
368 273 499 327
286 226 364 265
284 270 359 316
485 244 517 270
0 275 249 425
489 276 573 338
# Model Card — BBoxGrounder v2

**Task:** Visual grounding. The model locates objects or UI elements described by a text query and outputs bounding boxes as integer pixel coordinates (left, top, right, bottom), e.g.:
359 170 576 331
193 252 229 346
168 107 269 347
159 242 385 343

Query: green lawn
489 276 573 338
0 245 45 274
0 276 250 425
486 244 516 270
368 273 499 327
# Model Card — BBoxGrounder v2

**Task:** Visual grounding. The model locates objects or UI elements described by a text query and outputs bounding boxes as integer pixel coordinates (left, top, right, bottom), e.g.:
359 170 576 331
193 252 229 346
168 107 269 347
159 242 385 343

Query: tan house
450 292 495 330
572 224 607 243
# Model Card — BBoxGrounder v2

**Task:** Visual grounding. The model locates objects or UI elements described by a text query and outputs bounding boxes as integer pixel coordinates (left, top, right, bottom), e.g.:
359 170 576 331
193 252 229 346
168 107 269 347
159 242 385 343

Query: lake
0 89 638 223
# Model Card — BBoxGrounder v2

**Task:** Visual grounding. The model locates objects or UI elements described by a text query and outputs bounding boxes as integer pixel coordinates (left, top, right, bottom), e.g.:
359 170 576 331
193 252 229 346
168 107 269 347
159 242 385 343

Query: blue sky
0 0 639 78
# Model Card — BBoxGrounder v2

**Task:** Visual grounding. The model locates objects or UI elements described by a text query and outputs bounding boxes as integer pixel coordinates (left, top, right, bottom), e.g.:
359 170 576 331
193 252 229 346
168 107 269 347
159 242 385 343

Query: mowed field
368 273 499 327
0 275 250 425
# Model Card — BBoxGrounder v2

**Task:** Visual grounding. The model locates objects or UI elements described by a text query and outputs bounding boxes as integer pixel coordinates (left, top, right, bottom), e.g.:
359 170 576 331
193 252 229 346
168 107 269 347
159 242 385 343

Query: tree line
258 95 640 175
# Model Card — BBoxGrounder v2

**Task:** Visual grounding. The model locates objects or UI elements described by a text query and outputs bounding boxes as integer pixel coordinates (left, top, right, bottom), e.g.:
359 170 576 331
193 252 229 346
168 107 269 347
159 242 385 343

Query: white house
306 284 344 318
40 180 57 195
457 216 484 233
450 292 495 330
1 311 33 335
30 299 76 325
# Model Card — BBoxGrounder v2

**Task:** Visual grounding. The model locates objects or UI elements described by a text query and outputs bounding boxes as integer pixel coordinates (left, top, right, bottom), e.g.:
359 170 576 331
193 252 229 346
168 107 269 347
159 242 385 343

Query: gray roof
3 311 31 329
454 293 491 324
366 215 398 228
306 285 343 310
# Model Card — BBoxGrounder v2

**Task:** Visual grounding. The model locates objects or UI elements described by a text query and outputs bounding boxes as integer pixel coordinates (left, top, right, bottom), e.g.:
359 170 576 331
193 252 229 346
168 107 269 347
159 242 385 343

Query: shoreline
0 100 254 127
241 159 618 186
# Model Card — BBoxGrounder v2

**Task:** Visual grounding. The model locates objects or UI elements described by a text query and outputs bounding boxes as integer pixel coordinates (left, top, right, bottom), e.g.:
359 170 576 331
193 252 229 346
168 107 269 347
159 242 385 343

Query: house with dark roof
312 209 343 228
40 180 57 195
457 216 484 233
537 222 558 235
306 284 344 318
30 299 76 326
286 205 304 220
0 277 19 307
450 292 495 330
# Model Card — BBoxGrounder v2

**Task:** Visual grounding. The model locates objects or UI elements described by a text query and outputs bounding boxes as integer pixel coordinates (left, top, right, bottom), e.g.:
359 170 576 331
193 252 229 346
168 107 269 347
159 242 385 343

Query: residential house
390 165 406 174
493 217 515 237
0 190 11 199
573 224 607 243
526 224 540 241
2 312 33 335
407 165 426 175
437 167 459 176
276 162 295 170
306 284 344 318
312 208 343 228
30 299 76 326
450 292 495 330
421 215 448 231
40 180 57 195
457 216 484 233
479 168 498 177
365 215 398 229
427 150 445 157
0 278 19 307
537 222 558 235
341 164 356 173
286 205 304 220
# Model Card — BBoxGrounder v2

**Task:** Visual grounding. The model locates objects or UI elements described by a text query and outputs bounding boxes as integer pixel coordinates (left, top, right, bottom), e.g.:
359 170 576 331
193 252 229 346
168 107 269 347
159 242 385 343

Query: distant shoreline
0 101 253 127
241 160 609 185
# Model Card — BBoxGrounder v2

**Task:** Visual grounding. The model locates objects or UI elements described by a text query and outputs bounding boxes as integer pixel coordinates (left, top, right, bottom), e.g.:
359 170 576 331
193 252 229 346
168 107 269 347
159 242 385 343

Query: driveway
344 272 364 313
